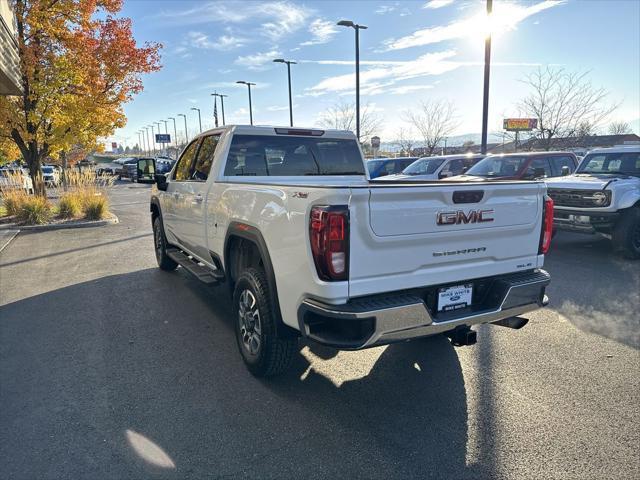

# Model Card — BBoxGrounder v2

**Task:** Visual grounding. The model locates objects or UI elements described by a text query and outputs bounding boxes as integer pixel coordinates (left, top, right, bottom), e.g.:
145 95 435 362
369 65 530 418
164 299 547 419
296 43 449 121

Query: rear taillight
539 195 554 254
310 206 349 281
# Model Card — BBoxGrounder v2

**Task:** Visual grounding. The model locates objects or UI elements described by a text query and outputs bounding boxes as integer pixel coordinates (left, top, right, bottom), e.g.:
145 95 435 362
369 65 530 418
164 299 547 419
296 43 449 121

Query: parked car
148 125 551 377
155 158 176 175
0 168 34 193
116 158 139 180
382 154 485 181
41 165 60 186
367 157 418 178
455 151 579 181
546 144 640 258
96 163 119 176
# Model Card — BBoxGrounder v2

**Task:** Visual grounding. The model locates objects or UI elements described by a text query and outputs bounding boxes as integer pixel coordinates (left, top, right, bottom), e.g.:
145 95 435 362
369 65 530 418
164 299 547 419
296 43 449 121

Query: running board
166 248 225 284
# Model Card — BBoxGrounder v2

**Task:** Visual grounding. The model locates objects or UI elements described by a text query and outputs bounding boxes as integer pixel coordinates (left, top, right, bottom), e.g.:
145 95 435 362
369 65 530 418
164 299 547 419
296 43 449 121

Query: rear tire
612 207 640 259
233 267 296 377
153 216 178 271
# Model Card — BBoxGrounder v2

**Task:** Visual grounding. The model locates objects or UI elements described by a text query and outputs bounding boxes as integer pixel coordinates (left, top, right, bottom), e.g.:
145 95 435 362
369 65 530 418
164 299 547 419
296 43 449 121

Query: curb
0 214 119 232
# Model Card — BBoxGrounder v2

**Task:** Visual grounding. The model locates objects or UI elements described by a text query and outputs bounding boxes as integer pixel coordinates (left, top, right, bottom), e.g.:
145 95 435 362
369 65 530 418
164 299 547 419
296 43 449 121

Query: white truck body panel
155 125 549 335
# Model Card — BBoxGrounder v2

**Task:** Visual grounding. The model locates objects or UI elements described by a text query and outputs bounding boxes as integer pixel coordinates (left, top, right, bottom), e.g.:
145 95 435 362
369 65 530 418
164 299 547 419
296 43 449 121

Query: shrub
83 194 109 220
58 192 83 218
2 189 28 216
17 196 52 225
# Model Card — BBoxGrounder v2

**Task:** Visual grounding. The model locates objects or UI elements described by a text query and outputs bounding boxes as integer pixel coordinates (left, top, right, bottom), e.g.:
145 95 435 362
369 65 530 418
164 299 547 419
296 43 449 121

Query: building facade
0 0 21 95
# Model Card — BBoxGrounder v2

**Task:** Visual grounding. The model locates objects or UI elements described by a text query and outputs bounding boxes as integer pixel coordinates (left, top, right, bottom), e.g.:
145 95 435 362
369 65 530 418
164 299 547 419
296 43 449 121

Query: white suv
546 145 640 258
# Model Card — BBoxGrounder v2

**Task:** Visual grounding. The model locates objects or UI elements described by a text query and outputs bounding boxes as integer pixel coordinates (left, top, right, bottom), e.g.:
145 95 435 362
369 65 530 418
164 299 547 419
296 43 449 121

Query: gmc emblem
436 209 494 225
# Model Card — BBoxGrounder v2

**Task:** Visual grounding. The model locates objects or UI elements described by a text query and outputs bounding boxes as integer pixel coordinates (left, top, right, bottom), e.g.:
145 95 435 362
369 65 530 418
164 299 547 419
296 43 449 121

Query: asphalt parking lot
1 183 638 480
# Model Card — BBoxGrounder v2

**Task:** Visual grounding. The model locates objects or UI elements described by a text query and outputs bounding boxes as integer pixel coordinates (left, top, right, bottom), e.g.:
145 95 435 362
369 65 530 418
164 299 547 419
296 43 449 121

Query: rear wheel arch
224 223 297 337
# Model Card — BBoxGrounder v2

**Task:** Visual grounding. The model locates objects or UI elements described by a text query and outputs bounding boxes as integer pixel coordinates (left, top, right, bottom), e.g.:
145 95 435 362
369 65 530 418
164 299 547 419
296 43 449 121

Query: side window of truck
527 157 553 178
550 155 577 176
191 134 221 181
173 140 201 181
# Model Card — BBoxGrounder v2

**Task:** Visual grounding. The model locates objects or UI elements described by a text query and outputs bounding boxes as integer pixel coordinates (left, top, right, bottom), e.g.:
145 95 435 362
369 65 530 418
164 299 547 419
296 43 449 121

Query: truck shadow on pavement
544 232 640 349
0 267 497 480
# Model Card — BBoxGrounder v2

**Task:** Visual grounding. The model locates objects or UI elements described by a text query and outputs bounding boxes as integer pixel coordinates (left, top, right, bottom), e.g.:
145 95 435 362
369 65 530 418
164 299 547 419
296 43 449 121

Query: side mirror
561 165 570 176
462 166 469 174
534 167 546 179
155 174 168 191
136 158 156 183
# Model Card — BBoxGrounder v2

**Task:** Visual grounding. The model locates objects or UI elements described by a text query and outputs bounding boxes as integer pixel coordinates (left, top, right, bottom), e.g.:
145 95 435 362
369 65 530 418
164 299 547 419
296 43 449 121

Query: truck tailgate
348 182 545 297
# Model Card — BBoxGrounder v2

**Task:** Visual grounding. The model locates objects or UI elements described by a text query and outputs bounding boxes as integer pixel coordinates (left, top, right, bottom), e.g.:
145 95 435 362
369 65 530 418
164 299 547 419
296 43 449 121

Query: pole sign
503 118 537 131
155 133 171 144
371 136 380 149
111 142 117 150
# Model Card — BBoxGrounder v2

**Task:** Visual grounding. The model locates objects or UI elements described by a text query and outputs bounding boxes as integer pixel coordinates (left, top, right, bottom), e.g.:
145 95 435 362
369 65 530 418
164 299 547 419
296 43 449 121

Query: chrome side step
166 248 224 285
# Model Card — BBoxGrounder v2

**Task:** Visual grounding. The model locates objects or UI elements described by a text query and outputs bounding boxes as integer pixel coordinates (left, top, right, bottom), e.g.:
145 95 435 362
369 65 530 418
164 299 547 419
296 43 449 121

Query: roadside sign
111 142 117 150
155 133 171 143
503 118 537 131
371 136 381 148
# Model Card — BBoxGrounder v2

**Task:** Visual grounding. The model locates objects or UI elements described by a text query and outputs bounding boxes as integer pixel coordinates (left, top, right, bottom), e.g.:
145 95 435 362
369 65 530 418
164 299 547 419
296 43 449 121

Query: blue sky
110 0 640 148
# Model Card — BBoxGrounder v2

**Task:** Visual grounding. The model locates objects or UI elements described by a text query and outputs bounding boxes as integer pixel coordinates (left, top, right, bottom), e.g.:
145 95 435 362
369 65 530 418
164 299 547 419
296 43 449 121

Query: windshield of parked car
366 159 389 173
224 135 365 176
467 156 528 177
577 152 640 176
402 158 445 175
41 166 53 173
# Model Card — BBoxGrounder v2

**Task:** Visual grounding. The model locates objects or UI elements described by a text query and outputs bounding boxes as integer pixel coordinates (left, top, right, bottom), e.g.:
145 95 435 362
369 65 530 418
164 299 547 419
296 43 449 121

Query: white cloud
266 105 291 112
306 51 460 96
300 19 339 46
234 49 281 71
384 0 564 51
187 31 246 51
375 4 397 14
305 52 542 97
159 2 313 42
388 85 435 95
423 0 454 9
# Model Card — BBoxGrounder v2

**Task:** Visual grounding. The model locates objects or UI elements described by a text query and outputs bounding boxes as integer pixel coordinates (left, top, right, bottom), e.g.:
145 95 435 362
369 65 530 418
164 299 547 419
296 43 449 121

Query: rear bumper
298 269 550 349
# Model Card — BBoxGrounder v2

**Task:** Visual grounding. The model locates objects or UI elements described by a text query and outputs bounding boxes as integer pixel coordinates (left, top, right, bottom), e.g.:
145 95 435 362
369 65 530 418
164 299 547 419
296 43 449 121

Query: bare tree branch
519 66 618 150
608 121 632 135
317 101 382 143
404 100 459 156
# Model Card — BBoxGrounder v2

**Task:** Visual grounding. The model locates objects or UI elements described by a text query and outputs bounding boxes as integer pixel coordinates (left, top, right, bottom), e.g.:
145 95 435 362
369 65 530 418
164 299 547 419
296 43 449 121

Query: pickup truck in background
546 145 640 258
147 125 552 377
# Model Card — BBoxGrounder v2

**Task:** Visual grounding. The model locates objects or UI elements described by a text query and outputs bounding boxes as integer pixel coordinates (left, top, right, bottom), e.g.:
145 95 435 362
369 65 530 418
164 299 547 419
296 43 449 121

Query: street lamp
191 107 202 133
236 80 256 125
273 59 297 126
480 0 493 155
178 113 188 144
211 93 228 126
145 126 153 156
168 117 178 156
149 124 157 156
337 19 367 143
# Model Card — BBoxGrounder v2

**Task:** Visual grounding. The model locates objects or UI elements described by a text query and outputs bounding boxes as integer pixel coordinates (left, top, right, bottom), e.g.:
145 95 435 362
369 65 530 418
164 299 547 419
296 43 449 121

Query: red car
455 151 579 180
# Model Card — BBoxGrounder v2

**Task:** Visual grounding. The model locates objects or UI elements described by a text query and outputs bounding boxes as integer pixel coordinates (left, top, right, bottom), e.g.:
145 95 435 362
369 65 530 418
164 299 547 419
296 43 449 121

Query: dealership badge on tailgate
438 284 473 312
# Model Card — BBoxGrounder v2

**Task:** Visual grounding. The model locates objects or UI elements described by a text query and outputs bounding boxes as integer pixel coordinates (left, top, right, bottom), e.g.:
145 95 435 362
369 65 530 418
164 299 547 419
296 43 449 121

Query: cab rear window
223 135 365 176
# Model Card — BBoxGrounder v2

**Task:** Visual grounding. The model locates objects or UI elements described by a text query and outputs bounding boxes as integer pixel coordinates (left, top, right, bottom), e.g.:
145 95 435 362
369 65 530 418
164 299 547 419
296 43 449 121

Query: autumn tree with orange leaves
0 0 161 195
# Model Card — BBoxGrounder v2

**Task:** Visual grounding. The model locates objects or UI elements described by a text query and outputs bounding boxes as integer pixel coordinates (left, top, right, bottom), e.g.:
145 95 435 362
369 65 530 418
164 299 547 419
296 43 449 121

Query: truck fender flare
618 191 640 210
224 222 297 338
150 195 161 217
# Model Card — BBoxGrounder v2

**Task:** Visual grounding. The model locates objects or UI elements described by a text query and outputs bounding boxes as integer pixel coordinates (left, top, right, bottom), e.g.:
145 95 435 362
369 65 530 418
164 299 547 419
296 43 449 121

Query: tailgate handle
453 190 484 204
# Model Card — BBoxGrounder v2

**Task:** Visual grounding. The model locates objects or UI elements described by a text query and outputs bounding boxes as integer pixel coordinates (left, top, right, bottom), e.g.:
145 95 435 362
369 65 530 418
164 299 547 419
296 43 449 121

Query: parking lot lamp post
218 94 228 125
236 81 255 125
145 127 152 156
168 117 178 157
191 107 202 133
273 59 296 126
149 124 156 156
178 113 188 145
480 0 493 155
337 20 367 143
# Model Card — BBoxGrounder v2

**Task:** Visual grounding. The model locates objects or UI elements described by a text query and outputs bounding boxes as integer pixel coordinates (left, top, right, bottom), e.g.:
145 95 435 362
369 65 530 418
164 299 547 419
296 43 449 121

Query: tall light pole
217 94 228 125
140 129 147 155
145 126 153 156
136 131 142 155
273 58 296 126
168 117 178 156
178 113 188 144
236 80 255 125
191 107 202 133
149 124 157 156
155 121 165 156
337 19 367 143
480 0 493 155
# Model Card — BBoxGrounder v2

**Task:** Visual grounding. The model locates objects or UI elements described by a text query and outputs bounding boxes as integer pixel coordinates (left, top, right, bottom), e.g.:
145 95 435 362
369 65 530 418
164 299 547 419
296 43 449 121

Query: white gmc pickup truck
147 126 552 376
